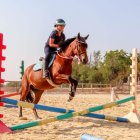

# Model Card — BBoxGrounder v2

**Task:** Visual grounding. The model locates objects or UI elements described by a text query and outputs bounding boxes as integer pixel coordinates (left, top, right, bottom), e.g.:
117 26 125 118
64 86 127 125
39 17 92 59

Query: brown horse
19 33 89 119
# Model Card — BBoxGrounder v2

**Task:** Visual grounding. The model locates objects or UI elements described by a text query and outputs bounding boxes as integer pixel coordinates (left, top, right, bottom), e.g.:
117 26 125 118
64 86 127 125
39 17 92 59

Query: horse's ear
77 33 80 39
84 34 89 40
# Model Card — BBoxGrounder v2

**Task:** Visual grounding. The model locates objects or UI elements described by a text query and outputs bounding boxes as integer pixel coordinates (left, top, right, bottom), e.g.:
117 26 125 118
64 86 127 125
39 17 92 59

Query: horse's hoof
36 117 42 120
67 99 71 102
19 117 28 120
67 96 73 102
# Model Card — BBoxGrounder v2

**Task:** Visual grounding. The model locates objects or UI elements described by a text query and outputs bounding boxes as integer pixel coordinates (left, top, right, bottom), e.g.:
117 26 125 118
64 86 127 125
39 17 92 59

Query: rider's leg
43 47 51 78
44 57 50 78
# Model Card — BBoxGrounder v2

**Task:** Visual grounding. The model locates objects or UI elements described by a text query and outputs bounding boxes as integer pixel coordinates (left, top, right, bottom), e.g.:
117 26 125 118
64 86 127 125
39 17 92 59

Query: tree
102 49 131 84
93 50 102 67
72 59 80 81
89 50 102 68
78 64 89 83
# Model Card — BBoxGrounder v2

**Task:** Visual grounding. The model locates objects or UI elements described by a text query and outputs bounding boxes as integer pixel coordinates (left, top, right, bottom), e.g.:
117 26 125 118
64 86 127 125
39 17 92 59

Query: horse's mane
59 37 76 51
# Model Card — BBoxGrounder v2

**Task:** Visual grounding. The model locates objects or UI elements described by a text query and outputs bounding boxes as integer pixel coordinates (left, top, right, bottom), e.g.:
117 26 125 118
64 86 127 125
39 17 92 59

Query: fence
2 81 140 94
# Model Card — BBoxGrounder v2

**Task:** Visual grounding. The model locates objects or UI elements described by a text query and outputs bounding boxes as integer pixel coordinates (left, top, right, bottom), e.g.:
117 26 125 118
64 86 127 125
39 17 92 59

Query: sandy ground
0 93 140 140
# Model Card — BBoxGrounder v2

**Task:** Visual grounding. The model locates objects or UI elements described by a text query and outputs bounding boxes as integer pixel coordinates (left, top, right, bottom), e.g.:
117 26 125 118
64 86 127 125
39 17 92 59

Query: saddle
33 53 58 87
33 53 56 71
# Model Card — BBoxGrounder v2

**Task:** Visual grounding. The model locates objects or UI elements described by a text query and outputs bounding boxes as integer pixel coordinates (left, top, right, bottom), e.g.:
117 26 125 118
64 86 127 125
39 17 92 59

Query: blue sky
0 0 140 80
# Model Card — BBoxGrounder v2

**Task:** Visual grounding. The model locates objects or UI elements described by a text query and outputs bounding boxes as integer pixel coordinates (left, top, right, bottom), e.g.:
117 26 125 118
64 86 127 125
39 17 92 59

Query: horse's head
59 33 89 64
73 33 89 64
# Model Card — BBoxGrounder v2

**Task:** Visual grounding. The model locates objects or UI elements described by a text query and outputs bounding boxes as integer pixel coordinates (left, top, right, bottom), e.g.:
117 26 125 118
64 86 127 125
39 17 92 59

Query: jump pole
10 96 134 131
0 92 19 98
125 48 140 123
0 97 130 122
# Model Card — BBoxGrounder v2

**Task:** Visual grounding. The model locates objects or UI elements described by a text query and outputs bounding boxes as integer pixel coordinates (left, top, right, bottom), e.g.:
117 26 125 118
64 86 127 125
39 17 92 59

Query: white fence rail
2 81 140 94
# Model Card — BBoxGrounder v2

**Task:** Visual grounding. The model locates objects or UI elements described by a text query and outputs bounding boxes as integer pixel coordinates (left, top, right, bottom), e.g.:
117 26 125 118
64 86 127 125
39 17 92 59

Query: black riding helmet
54 19 66 27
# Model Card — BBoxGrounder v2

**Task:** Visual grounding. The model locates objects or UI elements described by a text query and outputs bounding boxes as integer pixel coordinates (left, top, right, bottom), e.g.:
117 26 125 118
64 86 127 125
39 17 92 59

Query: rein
57 51 74 60
57 39 87 60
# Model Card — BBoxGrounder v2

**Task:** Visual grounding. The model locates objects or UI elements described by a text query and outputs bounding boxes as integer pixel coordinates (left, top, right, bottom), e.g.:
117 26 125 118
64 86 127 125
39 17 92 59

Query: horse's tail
26 90 34 103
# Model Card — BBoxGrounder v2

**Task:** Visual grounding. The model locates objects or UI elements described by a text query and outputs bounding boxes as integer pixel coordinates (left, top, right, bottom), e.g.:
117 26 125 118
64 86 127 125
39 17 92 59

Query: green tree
102 49 131 84
78 64 89 83
93 50 102 67
72 59 80 81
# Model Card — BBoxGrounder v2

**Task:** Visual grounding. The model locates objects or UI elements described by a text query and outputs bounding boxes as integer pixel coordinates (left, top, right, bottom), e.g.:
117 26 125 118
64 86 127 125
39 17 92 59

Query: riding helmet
54 19 66 27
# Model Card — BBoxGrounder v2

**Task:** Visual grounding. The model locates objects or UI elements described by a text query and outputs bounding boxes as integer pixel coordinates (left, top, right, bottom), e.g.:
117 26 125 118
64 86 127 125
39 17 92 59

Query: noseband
75 40 87 57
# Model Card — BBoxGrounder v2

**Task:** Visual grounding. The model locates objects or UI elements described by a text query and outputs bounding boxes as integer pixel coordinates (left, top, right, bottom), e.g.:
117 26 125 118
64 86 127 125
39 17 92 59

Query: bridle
74 39 87 58
57 38 87 60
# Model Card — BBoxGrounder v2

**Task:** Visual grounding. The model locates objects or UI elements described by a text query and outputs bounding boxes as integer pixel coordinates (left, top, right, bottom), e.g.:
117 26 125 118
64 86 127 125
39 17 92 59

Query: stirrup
43 70 50 79
45 70 50 79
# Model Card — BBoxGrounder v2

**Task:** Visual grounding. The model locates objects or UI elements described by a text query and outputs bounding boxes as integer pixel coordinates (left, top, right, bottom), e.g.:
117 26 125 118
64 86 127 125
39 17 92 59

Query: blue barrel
81 134 104 140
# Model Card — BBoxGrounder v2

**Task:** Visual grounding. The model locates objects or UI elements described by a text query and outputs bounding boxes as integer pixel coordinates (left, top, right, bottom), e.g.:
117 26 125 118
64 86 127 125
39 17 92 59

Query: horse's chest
53 60 72 74
60 62 72 73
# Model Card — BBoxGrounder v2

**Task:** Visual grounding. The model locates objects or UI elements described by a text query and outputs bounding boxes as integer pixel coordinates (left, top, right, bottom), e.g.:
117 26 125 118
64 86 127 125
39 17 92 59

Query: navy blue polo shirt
45 30 65 52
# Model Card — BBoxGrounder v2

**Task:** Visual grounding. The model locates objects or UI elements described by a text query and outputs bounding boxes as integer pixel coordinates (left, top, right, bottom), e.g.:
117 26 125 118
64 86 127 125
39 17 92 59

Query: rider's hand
58 41 65 47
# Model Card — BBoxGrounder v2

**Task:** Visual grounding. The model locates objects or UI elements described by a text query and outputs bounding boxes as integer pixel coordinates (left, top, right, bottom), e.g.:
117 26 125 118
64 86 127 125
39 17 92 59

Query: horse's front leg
68 76 78 101
55 74 78 101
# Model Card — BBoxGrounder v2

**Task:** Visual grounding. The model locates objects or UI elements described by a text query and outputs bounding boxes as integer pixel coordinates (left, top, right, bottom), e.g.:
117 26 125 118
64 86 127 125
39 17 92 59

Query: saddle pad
33 54 56 71
33 61 42 71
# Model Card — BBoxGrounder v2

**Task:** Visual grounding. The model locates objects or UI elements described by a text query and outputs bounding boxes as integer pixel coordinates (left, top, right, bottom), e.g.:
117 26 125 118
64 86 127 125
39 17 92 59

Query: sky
0 0 140 80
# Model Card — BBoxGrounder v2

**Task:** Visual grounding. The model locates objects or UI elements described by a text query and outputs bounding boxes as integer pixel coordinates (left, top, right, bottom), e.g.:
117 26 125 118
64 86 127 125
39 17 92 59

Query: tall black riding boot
43 59 50 79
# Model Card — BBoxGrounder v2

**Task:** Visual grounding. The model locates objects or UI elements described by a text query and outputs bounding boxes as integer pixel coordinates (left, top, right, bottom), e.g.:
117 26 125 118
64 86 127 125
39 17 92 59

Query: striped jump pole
0 92 20 108
10 96 134 131
0 97 129 122
0 92 19 98
125 48 140 123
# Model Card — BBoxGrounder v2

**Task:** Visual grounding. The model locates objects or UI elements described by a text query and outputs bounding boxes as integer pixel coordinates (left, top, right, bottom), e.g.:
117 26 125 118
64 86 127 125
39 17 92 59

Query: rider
43 19 66 79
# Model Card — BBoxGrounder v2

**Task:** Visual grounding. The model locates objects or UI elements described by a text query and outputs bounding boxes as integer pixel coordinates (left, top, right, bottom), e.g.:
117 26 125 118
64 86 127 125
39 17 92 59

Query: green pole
10 96 134 131
20 60 24 79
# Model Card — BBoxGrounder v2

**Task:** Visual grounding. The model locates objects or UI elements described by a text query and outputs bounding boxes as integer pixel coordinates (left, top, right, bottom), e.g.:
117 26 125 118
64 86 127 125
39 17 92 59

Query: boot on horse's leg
43 59 50 79
68 76 78 102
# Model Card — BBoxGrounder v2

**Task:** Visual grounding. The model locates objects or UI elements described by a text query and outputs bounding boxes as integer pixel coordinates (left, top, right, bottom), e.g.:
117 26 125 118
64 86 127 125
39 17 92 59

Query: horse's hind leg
19 75 30 118
32 90 44 119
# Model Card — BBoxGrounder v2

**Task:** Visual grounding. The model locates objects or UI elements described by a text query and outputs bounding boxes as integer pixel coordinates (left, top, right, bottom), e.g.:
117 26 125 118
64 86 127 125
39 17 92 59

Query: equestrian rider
44 19 66 79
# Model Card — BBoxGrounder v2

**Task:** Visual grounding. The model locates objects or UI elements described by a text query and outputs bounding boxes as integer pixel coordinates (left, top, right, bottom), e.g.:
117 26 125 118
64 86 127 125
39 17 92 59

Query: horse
19 33 89 119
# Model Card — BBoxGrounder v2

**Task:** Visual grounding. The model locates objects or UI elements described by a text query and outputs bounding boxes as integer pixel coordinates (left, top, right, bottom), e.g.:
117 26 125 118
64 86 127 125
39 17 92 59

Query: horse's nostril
82 59 86 64
84 58 88 64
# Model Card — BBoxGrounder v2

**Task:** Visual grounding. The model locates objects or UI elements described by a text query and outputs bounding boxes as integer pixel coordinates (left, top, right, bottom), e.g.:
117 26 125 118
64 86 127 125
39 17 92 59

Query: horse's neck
61 41 75 57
